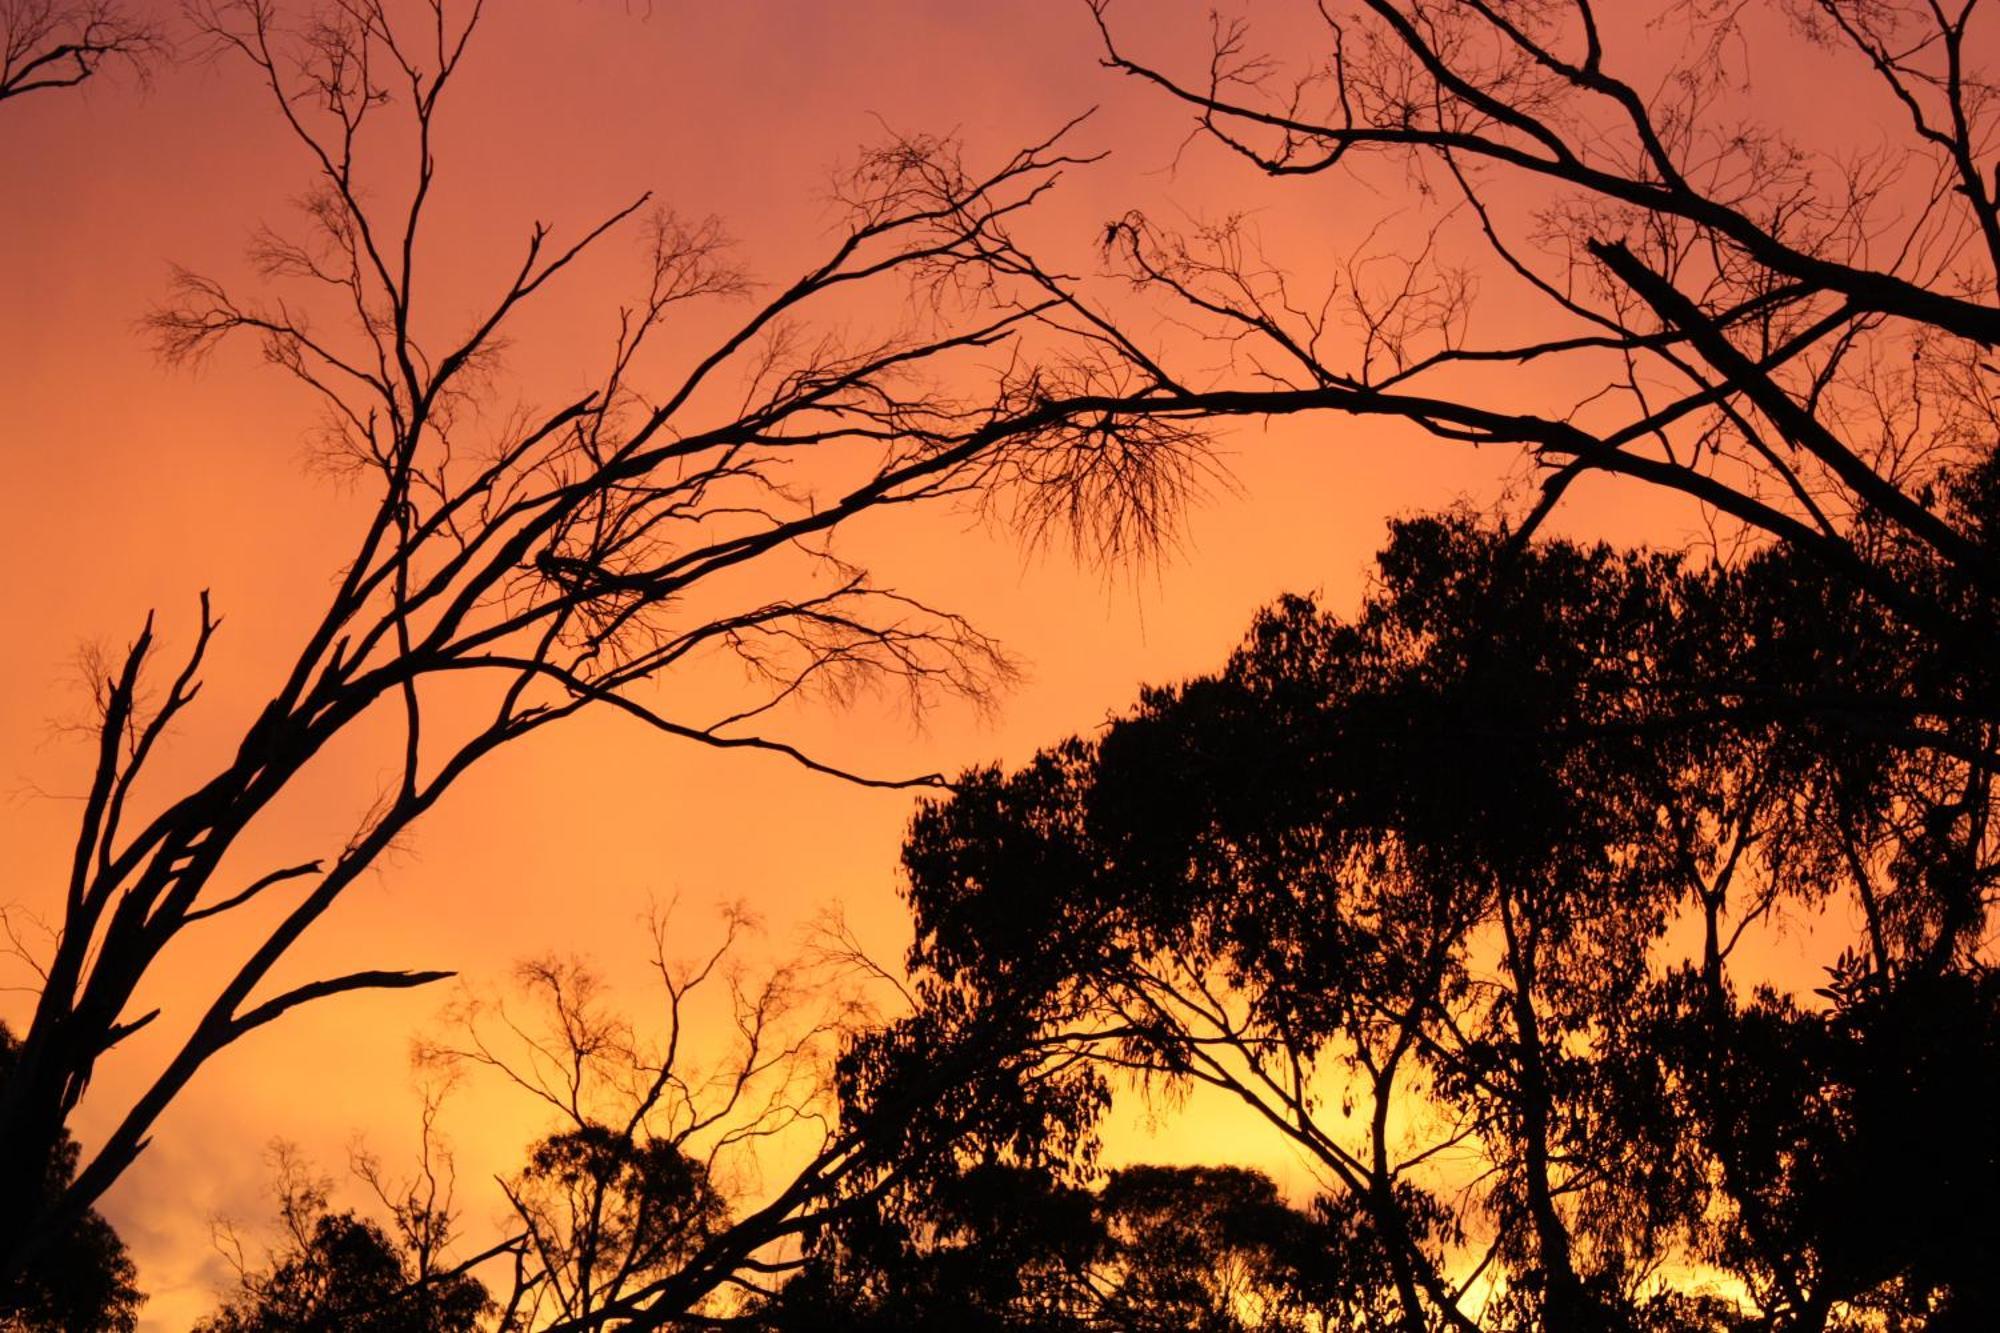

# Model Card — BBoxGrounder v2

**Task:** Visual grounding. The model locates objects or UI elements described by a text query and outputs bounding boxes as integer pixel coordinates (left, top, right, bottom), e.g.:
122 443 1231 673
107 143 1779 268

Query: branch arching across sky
0 0 1212 1303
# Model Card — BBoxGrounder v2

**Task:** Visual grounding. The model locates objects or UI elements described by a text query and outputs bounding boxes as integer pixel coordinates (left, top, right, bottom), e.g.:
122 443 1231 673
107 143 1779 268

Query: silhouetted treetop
195 1147 489 1333
881 513 1998 1329
757 1160 1388 1332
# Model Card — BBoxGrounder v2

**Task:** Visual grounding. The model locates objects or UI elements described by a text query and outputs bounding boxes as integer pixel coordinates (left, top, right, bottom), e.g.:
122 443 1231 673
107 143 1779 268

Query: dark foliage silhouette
172 516 1998 1323
0 1024 141 1332
758 1161 1377 1331
188 918 1133 1332
195 1146 489 1333
11 1 2000 1324
871 515 1997 1330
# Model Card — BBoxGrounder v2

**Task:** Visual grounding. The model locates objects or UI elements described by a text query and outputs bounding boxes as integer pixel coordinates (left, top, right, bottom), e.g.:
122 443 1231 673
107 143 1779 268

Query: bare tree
1061 0 2000 750
198 1134 495 1332
414 906 877 1329
0 0 157 104
0 0 1194 1301
197 904 1070 1332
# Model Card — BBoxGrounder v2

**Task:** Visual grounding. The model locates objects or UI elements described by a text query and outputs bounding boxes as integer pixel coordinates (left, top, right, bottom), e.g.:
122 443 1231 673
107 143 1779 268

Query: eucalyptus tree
875 515 1998 1329
758 1161 1372 1332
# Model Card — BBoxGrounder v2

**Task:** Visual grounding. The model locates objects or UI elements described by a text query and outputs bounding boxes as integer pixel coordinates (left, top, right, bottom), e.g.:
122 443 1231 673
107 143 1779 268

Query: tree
739 4 2000 1321
415 909 860 1328
0 0 1195 1308
765 1160 1106 1331
1095 1164 1395 1332
196 1143 490 1333
757 1161 1379 1332
1068 0 2000 741
188 904 1097 1331
0 0 157 106
0 1024 141 1333
884 514 1997 1330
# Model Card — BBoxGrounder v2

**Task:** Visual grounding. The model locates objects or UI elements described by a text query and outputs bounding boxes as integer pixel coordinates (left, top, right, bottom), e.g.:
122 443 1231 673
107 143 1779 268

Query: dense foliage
0 1025 141 1333
845 515 1999 1330
758 1161 1387 1331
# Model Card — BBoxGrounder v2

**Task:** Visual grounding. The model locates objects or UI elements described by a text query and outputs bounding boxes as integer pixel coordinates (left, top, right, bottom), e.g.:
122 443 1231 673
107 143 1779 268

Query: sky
0 2 1875 1325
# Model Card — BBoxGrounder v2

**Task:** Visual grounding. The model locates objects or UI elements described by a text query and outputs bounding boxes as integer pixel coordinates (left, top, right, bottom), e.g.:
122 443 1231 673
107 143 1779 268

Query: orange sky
0 3 1890 1325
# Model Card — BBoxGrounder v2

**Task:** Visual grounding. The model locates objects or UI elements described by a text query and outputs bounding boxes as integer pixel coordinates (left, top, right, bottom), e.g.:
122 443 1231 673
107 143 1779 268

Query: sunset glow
5 3 1996 1329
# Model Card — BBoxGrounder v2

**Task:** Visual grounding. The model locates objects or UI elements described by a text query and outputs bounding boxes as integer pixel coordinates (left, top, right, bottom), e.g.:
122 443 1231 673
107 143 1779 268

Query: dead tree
0 0 1195 1299
1074 0 2000 748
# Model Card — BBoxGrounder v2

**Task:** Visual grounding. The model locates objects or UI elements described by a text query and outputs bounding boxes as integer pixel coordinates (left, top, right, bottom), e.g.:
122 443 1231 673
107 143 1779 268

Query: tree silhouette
884 514 1997 1329
196 1144 490 1333
184 907 1124 1331
0 1023 141 1332
1064 0 2000 743
412 912 871 1328
1095 1164 1395 1332
0 1 156 105
13 1 2000 1322
0 0 1199 1309
757 1161 1382 1331
884 30 2000 1316
1635 968 2000 1329
759 1160 1106 1330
